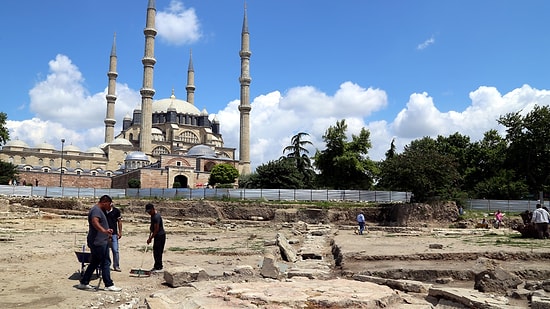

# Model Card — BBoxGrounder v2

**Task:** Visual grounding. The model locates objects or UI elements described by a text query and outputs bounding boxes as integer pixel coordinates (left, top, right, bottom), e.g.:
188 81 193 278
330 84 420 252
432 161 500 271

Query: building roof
153 94 201 115
125 151 149 161
5 139 29 148
187 144 216 157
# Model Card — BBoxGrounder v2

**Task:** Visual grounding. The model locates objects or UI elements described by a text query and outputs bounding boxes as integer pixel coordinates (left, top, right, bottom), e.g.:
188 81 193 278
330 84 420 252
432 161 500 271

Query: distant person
458 206 464 216
146 203 166 272
356 211 366 235
494 210 504 229
105 202 122 272
531 204 550 239
77 195 122 291
35 179 39 187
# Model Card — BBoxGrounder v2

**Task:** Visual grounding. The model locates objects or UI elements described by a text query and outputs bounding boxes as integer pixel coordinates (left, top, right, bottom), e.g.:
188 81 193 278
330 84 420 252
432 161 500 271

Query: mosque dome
152 128 163 135
125 151 149 161
187 144 216 157
85 147 105 155
35 142 56 150
4 139 29 148
64 144 81 152
110 137 133 146
153 93 200 115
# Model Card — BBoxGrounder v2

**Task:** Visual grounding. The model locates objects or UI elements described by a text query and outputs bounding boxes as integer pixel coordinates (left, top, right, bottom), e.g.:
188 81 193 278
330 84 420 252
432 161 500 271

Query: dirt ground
1 203 550 308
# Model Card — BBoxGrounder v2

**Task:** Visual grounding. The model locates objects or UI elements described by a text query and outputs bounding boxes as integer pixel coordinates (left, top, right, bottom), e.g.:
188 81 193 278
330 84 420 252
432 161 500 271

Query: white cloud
156 0 202 46
417 36 435 50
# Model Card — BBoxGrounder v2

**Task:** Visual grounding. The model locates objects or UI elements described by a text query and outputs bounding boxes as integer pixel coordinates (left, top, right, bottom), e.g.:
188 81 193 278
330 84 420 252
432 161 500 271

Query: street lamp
59 139 65 187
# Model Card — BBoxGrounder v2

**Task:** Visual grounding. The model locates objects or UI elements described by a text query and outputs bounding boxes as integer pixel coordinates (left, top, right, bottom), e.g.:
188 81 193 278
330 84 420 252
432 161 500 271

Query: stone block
163 266 209 288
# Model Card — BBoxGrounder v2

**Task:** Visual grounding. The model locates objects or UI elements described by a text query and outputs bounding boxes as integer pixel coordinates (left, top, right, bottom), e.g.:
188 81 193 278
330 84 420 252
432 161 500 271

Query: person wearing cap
77 195 122 291
145 203 166 271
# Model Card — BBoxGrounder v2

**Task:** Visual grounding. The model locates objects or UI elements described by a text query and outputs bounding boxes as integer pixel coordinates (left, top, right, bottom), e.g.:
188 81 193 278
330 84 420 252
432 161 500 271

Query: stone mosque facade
0 0 251 189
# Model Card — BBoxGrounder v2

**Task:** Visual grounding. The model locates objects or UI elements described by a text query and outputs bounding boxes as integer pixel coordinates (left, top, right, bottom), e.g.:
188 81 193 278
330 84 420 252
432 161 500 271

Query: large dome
153 94 200 115
187 144 216 157
125 151 149 161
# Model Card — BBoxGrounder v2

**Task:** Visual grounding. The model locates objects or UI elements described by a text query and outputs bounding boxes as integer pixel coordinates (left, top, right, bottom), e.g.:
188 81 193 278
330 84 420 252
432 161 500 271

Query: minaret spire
238 3 252 174
186 49 195 105
139 0 157 155
104 33 118 143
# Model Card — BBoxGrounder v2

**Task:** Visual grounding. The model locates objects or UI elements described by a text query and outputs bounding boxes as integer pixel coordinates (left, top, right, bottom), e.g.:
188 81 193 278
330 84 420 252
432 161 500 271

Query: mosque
0 0 251 189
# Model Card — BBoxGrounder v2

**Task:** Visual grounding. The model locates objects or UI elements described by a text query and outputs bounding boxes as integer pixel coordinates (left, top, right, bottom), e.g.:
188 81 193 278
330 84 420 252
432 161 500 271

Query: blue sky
2 0 550 171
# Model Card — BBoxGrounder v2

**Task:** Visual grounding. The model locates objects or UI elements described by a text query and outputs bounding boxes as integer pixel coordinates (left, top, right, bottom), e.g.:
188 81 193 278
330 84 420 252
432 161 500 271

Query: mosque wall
17 171 111 188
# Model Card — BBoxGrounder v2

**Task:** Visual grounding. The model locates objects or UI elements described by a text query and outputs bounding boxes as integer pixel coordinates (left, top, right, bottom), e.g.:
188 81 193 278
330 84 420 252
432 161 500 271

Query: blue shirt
357 213 365 223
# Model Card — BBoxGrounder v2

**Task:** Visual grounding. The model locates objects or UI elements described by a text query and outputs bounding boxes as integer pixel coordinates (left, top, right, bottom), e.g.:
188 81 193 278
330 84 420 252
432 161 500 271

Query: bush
128 178 141 188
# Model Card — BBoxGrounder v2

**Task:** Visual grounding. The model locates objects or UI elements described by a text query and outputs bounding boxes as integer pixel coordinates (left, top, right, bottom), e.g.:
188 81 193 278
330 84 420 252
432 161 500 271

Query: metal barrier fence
1 185 544 209
467 199 541 213
0 185 410 203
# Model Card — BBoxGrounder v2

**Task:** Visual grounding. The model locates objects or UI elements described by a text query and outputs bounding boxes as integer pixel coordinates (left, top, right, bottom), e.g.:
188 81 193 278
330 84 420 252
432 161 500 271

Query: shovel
129 246 151 277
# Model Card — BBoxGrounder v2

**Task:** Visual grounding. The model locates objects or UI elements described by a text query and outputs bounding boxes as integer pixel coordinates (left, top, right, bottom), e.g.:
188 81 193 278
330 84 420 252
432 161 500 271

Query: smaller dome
200 108 208 116
86 147 105 155
125 151 149 161
64 144 81 152
187 144 216 157
123 113 131 120
152 128 163 135
35 142 55 150
110 138 133 146
5 139 29 148
212 115 219 123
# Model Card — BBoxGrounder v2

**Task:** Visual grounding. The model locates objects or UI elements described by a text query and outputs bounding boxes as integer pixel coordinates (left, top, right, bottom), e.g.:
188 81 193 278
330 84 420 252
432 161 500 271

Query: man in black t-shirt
146 203 165 271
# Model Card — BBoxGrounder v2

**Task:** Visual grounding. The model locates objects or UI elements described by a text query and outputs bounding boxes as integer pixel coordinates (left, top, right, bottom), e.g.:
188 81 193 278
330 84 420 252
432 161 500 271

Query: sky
2 0 550 171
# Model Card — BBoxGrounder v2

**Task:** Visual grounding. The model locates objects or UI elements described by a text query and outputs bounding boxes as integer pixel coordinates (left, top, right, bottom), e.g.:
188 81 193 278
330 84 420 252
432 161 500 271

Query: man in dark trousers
77 195 122 291
146 203 166 272
105 202 122 272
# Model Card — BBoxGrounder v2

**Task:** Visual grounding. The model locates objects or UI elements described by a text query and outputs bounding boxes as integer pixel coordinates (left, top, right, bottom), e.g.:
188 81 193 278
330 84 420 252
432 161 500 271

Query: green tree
282 132 315 187
247 157 304 189
208 163 239 186
377 137 462 202
128 178 141 188
313 119 377 189
0 161 18 185
498 105 550 194
0 112 9 146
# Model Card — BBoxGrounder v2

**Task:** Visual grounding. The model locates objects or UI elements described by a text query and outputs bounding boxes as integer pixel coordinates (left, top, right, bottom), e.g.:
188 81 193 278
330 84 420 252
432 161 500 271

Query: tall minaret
139 0 157 155
186 50 195 105
104 33 118 143
238 4 252 175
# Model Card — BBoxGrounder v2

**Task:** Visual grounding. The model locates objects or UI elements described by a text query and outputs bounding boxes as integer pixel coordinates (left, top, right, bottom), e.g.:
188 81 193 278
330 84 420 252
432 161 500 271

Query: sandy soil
1 209 549 308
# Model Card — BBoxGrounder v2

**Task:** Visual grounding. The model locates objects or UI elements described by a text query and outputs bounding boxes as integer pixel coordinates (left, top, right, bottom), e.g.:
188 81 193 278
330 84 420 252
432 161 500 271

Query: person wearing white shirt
531 204 550 239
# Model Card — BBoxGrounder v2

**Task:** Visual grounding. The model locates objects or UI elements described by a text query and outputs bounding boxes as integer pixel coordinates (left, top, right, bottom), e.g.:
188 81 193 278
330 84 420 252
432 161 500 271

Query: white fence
0 185 410 203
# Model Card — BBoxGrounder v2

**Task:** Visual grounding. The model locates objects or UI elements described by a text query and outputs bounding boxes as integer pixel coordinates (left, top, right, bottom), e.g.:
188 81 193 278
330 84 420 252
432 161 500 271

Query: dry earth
1 199 549 308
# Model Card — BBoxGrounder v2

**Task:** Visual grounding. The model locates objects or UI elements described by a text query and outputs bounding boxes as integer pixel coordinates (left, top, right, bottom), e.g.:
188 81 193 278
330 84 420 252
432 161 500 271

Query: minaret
238 4 252 175
104 33 118 143
139 0 157 155
186 50 195 105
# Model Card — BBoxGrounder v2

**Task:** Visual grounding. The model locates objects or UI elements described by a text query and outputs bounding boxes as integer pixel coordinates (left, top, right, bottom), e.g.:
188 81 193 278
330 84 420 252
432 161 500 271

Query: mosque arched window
179 131 199 144
152 146 169 156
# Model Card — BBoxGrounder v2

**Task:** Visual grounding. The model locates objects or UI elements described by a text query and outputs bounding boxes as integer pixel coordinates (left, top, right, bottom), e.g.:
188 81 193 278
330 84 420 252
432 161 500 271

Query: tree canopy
208 163 239 186
0 112 9 146
313 119 377 189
